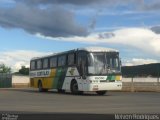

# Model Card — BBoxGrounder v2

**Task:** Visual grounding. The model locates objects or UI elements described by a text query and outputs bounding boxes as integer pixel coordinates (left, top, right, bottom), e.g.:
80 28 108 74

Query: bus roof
78 46 118 52
31 46 118 61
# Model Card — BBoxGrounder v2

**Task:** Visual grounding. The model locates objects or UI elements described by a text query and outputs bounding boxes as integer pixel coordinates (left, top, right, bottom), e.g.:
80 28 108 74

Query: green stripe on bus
53 68 62 89
57 68 67 89
106 75 115 81
52 67 67 89
111 76 115 80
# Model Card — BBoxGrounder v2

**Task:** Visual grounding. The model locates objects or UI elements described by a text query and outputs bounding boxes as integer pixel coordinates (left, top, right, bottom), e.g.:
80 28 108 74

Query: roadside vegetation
0 64 11 73
122 63 160 77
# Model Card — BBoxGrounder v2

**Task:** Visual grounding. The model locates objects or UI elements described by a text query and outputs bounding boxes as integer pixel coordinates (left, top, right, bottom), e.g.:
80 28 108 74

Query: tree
0 64 11 73
122 63 160 77
19 66 29 75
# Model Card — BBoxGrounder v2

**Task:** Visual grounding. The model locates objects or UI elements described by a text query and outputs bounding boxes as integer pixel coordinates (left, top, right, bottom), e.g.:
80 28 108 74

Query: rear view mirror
119 58 122 66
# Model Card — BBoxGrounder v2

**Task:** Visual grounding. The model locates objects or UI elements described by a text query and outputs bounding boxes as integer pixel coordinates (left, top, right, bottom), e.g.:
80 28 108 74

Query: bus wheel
38 81 48 92
38 81 43 92
71 80 79 94
43 89 48 92
96 91 107 95
71 80 83 95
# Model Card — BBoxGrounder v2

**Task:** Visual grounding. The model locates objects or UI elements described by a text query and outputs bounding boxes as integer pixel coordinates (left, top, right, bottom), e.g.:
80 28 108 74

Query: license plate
93 88 98 91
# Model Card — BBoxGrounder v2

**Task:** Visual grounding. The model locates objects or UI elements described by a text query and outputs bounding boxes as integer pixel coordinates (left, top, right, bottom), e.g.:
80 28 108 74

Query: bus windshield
87 52 120 75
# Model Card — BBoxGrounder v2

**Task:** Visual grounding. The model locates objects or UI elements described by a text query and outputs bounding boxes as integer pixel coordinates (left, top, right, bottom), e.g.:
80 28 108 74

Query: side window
58 55 66 66
78 54 82 67
37 59 42 69
50 57 57 68
31 61 36 70
68 53 75 65
43 58 48 69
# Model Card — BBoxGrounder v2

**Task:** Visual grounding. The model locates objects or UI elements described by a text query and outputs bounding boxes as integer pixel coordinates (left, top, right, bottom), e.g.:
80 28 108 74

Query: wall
12 75 30 88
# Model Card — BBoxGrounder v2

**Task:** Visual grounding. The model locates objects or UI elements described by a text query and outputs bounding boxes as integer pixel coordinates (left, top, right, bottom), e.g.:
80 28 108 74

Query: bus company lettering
37 70 50 77
30 72 36 77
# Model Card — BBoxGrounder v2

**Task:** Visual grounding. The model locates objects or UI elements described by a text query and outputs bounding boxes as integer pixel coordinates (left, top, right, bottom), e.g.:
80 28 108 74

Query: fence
122 77 160 92
0 73 12 88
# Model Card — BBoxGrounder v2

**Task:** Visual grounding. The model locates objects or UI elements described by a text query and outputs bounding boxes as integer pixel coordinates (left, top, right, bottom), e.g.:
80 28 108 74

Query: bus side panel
52 68 61 89
41 77 53 89
30 78 34 87
42 68 56 89
30 78 40 88
30 68 57 89
52 67 67 89
57 67 67 89
62 67 81 91
31 77 47 88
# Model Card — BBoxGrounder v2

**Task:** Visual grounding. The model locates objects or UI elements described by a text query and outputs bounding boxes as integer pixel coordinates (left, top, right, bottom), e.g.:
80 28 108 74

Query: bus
30 47 122 95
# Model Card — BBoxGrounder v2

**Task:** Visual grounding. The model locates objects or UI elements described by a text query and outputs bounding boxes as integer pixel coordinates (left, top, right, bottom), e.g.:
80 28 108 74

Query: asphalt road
0 88 160 114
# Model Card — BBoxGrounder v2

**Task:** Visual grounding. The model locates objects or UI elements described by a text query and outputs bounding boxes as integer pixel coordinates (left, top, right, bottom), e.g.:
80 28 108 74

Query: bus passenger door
77 51 87 91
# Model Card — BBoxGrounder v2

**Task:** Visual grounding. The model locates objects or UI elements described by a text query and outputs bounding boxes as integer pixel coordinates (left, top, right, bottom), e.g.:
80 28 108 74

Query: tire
71 80 83 95
43 89 48 92
96 91 107 95
38 81 43 92
38 81 48 92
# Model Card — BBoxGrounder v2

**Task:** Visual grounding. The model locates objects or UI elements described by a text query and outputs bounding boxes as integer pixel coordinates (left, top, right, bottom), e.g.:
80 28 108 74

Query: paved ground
0 88 160 114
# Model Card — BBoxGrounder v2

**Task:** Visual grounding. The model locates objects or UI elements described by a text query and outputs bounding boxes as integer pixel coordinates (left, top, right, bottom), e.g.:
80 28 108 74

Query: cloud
0 50 49 72
123 58 159 66
1 0 160 38
39 27 160 57
140 1 160 11
15 0 160 12
108 28 160 56
0 3 88 37
98 32 115 39
151 26 160 34
14 0 134 6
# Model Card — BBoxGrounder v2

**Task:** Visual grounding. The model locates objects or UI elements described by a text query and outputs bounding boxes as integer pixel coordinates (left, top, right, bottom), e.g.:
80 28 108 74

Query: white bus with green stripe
30 47 122 95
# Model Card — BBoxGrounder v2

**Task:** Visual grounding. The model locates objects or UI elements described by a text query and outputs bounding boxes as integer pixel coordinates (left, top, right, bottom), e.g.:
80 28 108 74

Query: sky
0 0 160 72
